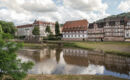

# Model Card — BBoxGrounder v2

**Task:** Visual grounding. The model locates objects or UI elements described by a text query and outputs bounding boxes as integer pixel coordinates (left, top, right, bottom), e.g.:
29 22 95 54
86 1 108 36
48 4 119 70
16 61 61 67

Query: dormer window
109 21 115 26
89 24 94 29
120 20 125 25
127 21 130 26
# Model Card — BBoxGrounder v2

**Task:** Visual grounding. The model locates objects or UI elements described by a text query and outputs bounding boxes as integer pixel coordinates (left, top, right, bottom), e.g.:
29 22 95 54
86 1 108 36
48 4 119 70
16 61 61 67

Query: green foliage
29 78 36 80
45 26 51 33
96 12 130 22
43 33 61 40
1 33 13 39
0 25 3 33
55 21 60 36
0 33 34 80
0 20 16 35
32 26 40 35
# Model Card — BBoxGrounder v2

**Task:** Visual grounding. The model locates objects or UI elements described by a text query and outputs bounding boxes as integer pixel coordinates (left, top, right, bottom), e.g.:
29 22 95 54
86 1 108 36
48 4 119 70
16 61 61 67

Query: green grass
64 42 130 57
24 41 130 57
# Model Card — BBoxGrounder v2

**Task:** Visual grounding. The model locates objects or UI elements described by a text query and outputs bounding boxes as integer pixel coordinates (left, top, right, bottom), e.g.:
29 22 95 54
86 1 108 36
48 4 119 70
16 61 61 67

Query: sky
0 0 130 25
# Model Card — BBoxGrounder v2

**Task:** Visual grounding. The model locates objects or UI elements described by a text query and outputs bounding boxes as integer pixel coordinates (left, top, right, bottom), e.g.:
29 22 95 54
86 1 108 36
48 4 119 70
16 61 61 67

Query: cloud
118 0 130 12
0 0 109 25
63 0 108 13
22 0 57 12
0 9 34 25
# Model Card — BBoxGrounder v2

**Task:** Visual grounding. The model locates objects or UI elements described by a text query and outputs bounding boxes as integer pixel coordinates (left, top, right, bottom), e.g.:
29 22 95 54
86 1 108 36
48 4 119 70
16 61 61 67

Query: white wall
63 31 88 39
17 23 55 37
17 27 34 36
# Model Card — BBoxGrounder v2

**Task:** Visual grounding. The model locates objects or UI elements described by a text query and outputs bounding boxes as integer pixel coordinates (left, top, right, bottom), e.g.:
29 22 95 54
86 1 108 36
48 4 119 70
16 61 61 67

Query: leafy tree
32 26 40 35
0 33 34 80
45 26 51 34
55 21 60 36
0 20 16 35
0 25 3 33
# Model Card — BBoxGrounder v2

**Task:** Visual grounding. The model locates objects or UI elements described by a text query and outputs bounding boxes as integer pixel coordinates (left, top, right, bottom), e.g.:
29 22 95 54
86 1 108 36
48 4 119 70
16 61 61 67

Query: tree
55 21 60 36
0 20 16 35
45 26 51 34
0 33 34 80
0 25 3 33
32 26 40 35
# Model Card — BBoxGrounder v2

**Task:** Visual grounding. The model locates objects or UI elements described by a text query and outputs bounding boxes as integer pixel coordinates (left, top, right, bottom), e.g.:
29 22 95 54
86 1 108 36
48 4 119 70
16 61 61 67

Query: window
126 33 129 37
120 20 125 25
88 24 94 29
109 21 115 26
80 35 83 38
127 22 130 26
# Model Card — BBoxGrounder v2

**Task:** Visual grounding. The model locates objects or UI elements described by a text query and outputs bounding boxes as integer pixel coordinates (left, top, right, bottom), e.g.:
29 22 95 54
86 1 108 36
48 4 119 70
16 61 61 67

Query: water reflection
17 47 130 79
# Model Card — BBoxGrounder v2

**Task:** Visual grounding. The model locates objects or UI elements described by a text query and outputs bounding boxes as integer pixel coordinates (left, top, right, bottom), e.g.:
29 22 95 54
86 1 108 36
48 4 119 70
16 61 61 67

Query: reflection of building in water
63 48 89 66
18 48 57 62
63 48 130 75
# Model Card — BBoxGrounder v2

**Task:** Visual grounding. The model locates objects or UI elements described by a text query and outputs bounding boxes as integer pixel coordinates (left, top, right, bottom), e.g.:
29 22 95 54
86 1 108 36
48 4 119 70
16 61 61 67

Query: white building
62 19 89 41
16 20 55 37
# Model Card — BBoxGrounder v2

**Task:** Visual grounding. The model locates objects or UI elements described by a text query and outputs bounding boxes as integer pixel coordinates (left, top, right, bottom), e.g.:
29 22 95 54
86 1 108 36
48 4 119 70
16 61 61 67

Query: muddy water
17 47 130 79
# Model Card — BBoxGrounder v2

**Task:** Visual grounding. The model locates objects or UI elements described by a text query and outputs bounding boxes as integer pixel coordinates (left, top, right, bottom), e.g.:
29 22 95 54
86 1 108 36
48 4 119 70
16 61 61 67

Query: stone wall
104 37 124 41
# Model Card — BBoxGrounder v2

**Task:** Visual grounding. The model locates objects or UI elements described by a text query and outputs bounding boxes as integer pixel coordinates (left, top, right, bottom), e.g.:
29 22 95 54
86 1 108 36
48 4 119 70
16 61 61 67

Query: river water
17 46 130 79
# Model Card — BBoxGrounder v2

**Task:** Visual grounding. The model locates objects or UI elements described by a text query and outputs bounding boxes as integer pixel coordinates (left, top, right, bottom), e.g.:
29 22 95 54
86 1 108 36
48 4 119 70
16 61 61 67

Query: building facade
104 18 125 41
125 19 130 41
16 20 55 37
17 24 33 36
88 17 130 41
62 19 89 41
88 22 105 41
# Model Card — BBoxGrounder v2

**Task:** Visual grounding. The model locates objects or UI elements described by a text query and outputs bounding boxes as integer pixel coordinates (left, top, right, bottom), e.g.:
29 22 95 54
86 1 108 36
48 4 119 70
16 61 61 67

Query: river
17 46 130 79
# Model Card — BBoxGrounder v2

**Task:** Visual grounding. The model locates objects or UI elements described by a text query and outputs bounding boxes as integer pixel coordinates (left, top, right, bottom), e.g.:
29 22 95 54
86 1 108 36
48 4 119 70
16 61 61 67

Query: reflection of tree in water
56 48 62 63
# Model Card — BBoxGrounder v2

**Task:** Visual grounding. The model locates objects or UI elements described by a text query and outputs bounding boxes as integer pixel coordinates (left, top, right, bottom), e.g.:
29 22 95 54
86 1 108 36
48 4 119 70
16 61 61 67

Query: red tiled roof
33 20 55 25
17 20 55 28
17 24 33 28
62 19 89 32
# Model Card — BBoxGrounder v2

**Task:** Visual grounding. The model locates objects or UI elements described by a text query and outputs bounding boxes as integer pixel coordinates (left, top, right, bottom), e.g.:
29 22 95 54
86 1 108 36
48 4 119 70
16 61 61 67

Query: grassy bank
24 41 130 57
64 42 130 57
25 75 127 80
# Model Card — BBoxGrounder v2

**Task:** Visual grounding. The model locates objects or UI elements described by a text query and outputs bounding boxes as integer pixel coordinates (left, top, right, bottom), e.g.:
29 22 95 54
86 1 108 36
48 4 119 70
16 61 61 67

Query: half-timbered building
104 17 125 41
62 19 89 41
125 18 130 41
88 22 105 41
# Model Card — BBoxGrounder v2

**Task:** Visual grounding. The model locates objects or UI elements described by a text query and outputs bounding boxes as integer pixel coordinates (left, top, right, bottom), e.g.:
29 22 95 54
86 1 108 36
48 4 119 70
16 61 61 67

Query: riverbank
25 75 127 80
63 41 130 57
24 41 130 57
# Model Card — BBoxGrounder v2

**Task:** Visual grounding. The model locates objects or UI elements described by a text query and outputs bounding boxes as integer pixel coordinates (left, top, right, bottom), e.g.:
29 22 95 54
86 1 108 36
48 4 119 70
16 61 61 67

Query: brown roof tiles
62 19 88 32
17 24 33 28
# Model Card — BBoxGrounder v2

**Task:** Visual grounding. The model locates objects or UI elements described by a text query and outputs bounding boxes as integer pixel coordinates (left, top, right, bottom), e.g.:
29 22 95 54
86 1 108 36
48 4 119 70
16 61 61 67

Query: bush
0 33 34 80
43 34 61 41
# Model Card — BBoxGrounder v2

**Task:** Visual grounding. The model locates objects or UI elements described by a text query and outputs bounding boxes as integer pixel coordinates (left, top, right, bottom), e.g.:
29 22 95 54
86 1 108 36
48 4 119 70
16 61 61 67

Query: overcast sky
0 0 130 25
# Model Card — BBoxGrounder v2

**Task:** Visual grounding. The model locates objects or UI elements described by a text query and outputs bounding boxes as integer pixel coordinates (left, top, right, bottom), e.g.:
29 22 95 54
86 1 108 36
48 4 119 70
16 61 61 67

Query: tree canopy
0 20 16 35
45 26 51 34
0 25 3 33
32 26 40 35
55 21 60 36
0 32 34 80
